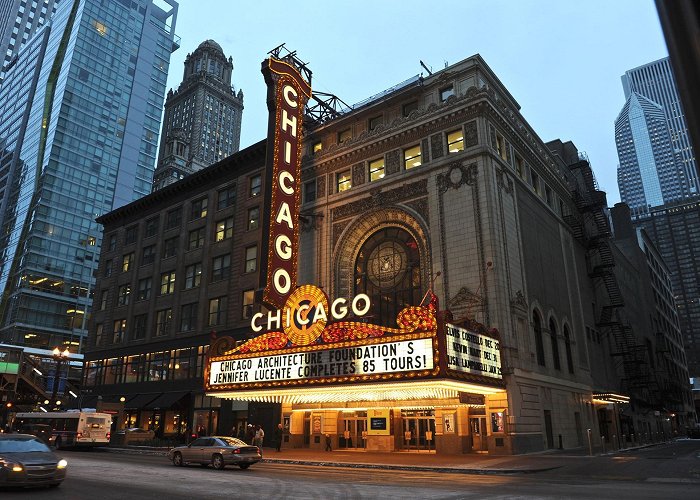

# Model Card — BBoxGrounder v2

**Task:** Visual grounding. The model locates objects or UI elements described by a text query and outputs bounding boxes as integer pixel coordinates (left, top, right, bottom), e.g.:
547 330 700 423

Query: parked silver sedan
169 436 261 470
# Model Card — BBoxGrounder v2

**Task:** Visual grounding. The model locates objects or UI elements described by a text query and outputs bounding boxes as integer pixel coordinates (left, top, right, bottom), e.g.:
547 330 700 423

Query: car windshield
218 437 246 447
0 437 51 453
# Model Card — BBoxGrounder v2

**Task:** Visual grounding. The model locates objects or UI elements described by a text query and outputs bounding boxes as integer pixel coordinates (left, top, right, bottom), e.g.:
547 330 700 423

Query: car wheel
239 463 251 470
172 452 183 467
212 454 225 470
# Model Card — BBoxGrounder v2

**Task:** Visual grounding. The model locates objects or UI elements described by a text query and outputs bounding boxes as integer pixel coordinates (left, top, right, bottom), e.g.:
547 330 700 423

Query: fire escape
565 154 656 409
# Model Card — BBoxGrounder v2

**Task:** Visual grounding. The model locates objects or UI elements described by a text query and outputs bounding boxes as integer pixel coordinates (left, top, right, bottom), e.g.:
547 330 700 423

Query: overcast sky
166 0 668 204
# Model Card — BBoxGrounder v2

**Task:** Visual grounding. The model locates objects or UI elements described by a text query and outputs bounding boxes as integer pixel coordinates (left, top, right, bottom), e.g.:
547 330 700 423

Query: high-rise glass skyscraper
152 40 243 191
621 57 698 195
616 58 700 379
0 0 179 354
615 92 688 214
0 0 62 83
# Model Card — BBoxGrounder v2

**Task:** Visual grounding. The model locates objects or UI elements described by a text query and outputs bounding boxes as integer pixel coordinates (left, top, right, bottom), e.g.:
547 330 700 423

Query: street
1 440 698 499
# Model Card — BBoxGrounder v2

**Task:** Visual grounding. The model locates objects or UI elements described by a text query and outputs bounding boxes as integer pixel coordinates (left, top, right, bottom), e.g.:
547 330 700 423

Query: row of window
100 248 258 312
532 310 575 374
83 346 210 387
107 175 262 250
322 129 465 196
95 288 256 345
311 84 457 153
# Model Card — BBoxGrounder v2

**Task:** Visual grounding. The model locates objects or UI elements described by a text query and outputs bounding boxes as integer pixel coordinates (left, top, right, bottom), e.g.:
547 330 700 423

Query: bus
12 411 113 449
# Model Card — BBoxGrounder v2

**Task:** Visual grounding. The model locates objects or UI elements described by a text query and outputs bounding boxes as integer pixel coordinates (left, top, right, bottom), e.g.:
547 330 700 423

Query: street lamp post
49 347 70 410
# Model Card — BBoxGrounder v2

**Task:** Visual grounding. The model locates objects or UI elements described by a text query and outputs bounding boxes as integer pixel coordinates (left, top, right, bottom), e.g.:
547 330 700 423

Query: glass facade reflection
0 0 179 354
615 92 686 215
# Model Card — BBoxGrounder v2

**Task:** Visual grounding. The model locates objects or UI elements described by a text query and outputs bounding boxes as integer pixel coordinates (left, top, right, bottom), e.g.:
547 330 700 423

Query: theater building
205 53 610 455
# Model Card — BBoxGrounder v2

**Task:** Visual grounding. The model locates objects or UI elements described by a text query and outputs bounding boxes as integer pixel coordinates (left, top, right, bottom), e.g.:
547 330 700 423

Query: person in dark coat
246 424 255 445
274 423 283 452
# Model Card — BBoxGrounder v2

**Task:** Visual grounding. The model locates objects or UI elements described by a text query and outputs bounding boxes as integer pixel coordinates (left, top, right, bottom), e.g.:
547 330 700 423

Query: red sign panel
259 58 312 309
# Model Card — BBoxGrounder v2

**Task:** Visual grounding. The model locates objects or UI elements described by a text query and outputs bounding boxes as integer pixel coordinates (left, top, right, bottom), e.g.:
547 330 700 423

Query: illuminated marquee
445 323 502 379
208 337 434 386
259 57 312 309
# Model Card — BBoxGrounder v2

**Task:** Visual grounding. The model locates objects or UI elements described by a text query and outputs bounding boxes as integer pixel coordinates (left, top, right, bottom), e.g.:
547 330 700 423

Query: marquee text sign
445 323 502 379
208 337 435 388
259 57 312 309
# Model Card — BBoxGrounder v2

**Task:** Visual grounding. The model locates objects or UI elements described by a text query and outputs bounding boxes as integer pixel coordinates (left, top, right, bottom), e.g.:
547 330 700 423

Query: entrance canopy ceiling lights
207 380 504 404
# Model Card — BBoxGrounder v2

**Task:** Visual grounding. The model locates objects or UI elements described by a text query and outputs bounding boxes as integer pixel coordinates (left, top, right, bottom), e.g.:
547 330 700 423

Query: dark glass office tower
0 0 179 355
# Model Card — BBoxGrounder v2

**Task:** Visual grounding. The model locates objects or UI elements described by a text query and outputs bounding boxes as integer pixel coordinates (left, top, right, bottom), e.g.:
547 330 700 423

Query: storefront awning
124 393 160 409
208 379 504 404
143 391 189 410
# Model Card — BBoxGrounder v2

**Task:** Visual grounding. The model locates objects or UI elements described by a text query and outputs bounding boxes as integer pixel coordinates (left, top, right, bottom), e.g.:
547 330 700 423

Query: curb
99 447 556 475
259 457 558 475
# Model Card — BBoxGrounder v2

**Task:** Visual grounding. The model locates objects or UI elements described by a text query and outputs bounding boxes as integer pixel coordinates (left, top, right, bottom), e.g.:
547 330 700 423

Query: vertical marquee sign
259 58 312 309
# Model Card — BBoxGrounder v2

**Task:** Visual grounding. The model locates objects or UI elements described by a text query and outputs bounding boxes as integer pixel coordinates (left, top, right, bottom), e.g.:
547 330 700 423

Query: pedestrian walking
246 424 255 445
325 433 332 451
274 423 283 452
254 424 265 449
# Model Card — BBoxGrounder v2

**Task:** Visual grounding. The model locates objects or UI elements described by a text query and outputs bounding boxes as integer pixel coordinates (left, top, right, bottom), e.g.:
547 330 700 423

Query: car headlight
57 459 68 469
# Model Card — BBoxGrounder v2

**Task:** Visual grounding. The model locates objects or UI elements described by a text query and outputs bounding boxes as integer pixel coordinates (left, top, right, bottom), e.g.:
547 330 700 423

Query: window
217 185 236 210
137 277 152 301
211 254 231 281
117 284 131 306
215 217 234 241
242 290 255 319
304 180 316 203
530 169 540 194
369 115 382 131
124 225 137 245
545 185 553 207
402 100 418 117
550 318 561 370
113 319 127 344
404 145 422 169
564 326 574 374
188 227 205 250
107 234 117 251
184 263 202 289
122 253 134 272
99 291 108 310
141 245 155 265
447 129 464 153
165 207 182 229
208 297 226 326
515 154 525 178
131 314 147 340
155 309 172 337
337 171 351 192
104 259 112 277
180 303 198 332
190 197 208 220
533 311 545 367
440 85 454 102
245 246 257 273
247 207 260 231
95 324 104 346
249 174 261 197
369 158 385 182
338 128 351 144
496 133 507 161
160 271 176 295
162 237 178 259
312 141 322 154
144 217 159 238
